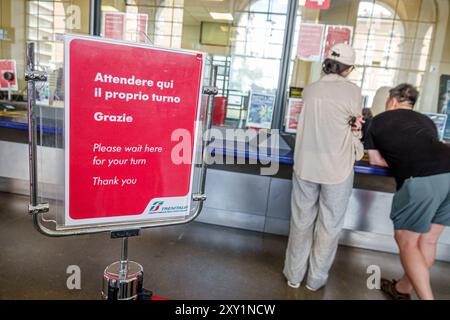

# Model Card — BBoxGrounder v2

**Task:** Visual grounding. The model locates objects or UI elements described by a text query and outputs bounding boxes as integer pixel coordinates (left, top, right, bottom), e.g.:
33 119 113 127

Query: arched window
154 2 184 48
229 0 289 94
351 0 437 108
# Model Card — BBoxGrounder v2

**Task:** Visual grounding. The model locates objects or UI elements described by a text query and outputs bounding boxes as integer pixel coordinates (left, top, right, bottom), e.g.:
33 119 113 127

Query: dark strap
380 278 412 300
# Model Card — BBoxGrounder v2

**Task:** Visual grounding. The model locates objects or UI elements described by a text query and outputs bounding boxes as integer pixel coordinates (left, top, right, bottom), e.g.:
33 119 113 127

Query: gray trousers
283 172 354 288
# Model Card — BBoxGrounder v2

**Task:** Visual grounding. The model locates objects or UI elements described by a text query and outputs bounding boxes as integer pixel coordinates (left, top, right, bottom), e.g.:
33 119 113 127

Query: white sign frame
61 34 206 229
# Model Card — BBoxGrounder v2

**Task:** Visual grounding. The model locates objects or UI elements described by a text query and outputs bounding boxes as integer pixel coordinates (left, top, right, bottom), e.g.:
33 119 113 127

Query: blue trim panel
210 146 392 177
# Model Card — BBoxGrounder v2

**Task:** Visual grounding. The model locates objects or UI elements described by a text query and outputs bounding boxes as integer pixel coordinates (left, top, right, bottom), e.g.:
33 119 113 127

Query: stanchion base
102 261 144 300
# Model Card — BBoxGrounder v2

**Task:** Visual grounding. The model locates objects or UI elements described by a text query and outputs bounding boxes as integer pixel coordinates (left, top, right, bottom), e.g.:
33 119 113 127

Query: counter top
0 111 63 135
209 143 393 177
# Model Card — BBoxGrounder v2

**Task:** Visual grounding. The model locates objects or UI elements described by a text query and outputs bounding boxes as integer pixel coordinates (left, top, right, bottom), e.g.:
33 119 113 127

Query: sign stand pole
7 82 11 101
119 237 128 278
102 230 149 300
25 43 49 216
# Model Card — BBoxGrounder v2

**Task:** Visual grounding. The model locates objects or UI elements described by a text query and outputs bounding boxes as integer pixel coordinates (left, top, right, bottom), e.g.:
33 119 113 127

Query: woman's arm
368 150 389 167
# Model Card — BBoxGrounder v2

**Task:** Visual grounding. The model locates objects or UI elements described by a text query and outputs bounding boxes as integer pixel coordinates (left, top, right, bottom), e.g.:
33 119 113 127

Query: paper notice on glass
285 98 304 134
323 25 353 60
297 23 326 62
423 112 448 141
246 93 276 129
0 59 18 91
124 13 149 43
103 12 125 40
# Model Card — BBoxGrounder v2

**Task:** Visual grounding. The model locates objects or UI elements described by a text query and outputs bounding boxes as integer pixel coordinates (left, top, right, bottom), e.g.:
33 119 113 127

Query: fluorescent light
210 12 234 21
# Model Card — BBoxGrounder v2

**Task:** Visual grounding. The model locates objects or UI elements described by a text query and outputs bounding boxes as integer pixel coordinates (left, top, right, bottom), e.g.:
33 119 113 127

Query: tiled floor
0 192 449 300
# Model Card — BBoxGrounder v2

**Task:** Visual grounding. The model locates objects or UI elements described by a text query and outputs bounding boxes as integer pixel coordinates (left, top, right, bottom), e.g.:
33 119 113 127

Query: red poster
64 35 205 227
285 99 304 134
124 13 149 43
323 25 353 60
305 0 331 10
103 12 125 40
0 60 18 91
137 14 149 43
297 23 325 62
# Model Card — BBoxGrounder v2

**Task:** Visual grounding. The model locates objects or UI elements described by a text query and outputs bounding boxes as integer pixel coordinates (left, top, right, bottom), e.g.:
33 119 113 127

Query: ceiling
183 0 251 25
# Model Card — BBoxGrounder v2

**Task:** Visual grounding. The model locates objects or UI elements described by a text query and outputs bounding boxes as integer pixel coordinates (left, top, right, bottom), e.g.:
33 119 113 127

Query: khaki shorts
391 173 450 234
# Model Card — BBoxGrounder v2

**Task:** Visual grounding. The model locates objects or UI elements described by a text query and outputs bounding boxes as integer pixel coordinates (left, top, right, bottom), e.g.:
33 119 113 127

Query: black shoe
380 278 412 300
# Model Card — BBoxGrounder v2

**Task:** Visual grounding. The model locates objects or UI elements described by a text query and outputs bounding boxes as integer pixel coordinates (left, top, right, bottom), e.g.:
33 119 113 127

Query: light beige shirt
294 74 364 184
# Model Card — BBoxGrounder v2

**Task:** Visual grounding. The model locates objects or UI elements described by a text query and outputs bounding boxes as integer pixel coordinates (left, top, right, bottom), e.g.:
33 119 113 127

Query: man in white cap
284 43 364 291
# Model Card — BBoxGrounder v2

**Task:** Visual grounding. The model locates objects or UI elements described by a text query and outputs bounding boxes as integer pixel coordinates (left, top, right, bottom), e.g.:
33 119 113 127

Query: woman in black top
366 84 450 300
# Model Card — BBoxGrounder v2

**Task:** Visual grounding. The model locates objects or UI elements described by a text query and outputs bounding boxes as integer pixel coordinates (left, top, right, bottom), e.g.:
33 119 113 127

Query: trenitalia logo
148 201 189 214
149 201 164 212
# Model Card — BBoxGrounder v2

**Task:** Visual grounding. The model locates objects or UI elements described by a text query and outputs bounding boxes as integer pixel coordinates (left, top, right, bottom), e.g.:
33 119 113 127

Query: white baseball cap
327 43 356 66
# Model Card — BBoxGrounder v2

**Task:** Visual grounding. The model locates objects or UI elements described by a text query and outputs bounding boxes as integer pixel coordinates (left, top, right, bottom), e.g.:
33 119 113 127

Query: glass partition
284 0 447 135
100 0 290 129
0 0 90 104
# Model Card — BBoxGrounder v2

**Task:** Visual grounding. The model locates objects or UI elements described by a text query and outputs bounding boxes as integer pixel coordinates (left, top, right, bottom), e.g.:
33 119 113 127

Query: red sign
297 23 326 61
103 12 125 40
0 59 18 91
323 25 353 60
285 98 304 134
305 0 331 10
64 35 205 227
125 13 149 43
103 12 149 44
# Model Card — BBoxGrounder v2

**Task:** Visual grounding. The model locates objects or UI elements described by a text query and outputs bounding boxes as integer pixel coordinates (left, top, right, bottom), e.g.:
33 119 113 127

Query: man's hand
368 150 389 167
351 115 365 132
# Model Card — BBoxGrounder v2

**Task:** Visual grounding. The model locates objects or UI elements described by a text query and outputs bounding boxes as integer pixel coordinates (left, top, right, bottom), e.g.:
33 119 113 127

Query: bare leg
395 224 445 295
395 230 436 300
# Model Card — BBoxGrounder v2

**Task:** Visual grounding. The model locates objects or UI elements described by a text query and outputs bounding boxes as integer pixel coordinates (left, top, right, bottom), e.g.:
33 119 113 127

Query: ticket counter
197 129 450 262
